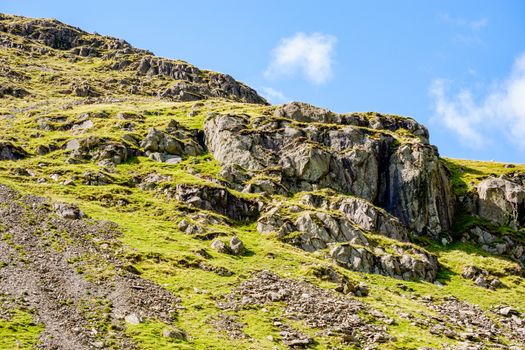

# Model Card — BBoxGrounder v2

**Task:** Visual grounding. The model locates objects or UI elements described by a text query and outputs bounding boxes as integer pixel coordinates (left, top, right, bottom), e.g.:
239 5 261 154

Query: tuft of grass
0 309 44 350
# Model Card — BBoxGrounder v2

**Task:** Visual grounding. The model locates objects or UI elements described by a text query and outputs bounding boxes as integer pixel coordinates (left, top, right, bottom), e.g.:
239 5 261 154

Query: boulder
141 128 183 154
211 239 230 254
53 203 86 220
162 327 186 340
230 236 245 256
140 126 203 163
476 177 525 229
124 313 142 325
0 141 27 160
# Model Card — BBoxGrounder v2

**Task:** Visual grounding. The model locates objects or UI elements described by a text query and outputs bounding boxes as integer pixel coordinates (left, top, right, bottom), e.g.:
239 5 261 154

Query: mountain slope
1 14 525 350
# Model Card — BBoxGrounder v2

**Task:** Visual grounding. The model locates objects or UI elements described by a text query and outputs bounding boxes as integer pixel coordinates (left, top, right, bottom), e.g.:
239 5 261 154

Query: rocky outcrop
133 56 266 104
140 121 204 163
0 15 144 55
299 192 409 242
205 102 454 237
257 191 408 245
256 192 438 281
0 14 268 104
475 176 525 229
65 136 139 166
211 236 246 256
464 226 525 265
167 184 260 221
462 265 502 289
257 206 369 252
330 243 438 282
275 102 430 141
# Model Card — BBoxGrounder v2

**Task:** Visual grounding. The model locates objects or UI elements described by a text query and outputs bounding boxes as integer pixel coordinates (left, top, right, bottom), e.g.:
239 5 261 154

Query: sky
2 1 525 163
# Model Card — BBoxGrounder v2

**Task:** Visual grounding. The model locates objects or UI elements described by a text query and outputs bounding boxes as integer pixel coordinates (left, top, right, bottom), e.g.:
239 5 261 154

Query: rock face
205 102 454 238
476 176 525 229
300 192 409 241
257 193 408 249
258 207 369 251
134 56 266 104
255 189 439 281
330 243 438 282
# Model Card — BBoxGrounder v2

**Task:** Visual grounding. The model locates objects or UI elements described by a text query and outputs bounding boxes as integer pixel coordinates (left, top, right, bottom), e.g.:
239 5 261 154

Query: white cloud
259 86 287 103
467 67 477 76
438 13 488 46
430 53 525 149
265 32 336 85
438 13 488 30
454 34 486 47
470 17 489 30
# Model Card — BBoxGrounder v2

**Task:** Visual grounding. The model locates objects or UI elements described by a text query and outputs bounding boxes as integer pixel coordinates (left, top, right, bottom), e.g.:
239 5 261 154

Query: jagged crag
0 14 525 350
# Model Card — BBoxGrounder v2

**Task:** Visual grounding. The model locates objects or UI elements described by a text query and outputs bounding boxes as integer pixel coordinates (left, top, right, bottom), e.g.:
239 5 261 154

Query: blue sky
2 1 525 163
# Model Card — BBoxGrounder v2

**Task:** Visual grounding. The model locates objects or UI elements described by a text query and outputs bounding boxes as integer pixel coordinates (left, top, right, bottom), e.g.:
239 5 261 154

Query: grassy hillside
0 99 524 349
1 14 525 350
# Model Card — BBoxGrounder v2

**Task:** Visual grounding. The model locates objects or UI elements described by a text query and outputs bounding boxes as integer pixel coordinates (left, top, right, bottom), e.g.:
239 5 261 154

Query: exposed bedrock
205 102 454 238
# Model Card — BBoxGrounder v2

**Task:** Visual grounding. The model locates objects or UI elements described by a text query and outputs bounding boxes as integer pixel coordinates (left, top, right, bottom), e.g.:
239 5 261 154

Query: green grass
1 138 525 348
0 309 44 350
2 37 525 347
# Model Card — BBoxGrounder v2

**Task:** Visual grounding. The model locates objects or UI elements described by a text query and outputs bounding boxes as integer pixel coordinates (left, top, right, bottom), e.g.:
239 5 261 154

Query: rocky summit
0 14 525 350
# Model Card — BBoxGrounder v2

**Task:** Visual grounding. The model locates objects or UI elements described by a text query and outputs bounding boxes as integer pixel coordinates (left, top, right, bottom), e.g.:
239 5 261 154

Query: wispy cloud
259 86 288 103
265 32 336 85
430 53 525 149
467 68 477 76
454 34 486 47
438 13 488 47
438 13 488 30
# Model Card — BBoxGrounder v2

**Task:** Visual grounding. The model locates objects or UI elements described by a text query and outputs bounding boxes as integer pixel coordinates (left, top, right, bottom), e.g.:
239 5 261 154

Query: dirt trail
0 185 180 349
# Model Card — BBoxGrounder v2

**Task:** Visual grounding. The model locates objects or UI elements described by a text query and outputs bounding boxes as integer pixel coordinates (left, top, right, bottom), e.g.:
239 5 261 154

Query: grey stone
230 236 245 256
162 327 186 339
477 177 525 228
54 203 85 220
211 239 230 254
498 306 519 317
66 139 80 151
165 155 182 164
124 313 142 325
